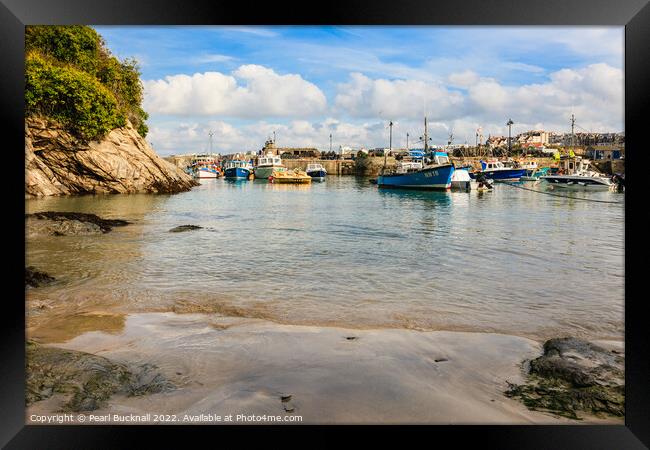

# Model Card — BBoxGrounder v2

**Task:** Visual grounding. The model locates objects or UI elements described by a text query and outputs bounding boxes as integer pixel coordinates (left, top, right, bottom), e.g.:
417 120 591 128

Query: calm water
26 177 625 341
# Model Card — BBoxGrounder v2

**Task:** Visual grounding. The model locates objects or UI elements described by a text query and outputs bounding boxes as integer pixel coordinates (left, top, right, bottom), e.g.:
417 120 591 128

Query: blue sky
95 26 624 155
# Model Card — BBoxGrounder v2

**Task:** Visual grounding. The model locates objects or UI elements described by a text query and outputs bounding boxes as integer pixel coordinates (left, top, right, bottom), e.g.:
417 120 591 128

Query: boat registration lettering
424 170 439 177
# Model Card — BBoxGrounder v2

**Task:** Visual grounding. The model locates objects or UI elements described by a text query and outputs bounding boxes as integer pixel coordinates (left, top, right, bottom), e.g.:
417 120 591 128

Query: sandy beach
26 312 622 424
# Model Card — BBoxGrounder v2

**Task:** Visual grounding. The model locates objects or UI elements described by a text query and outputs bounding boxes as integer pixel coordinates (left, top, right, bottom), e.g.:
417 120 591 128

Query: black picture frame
2 0 648 447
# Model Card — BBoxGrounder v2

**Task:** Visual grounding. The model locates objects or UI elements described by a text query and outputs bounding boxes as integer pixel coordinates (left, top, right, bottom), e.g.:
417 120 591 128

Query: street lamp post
506 119 514 155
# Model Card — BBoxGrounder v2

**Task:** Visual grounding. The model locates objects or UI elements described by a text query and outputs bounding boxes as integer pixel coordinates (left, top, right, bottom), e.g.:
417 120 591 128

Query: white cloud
465 63 623 132
143 65 327 118
193 53 236 63
447 70 480 88
334 72 464 120
146 63 623 155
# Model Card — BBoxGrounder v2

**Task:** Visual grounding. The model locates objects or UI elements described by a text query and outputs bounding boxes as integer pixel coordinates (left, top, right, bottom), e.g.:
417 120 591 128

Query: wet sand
26 312 621 424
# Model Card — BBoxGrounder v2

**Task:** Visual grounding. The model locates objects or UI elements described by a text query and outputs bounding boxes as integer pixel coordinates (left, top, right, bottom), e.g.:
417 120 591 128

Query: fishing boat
193 165 219 178
224 159 253 180
539 156 614 190
377 118 454 190
269 168 312 184
254 150 286 180
469 160 526 181
306 163 327 181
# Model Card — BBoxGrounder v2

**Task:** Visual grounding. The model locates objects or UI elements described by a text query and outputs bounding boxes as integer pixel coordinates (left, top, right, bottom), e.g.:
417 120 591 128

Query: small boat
450 167 478 191
269 168 312 184
469 160 526 181
254 150 286 180
193 166 219 178
224 159 253 180
306 163 327 181
520 167 550 181
540 156 614 190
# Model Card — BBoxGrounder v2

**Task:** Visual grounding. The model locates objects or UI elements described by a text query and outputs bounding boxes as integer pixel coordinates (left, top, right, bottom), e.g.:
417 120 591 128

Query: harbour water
26 177 624 343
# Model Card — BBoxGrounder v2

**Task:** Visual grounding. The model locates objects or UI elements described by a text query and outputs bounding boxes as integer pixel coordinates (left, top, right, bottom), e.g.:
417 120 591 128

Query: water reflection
25 177 624 341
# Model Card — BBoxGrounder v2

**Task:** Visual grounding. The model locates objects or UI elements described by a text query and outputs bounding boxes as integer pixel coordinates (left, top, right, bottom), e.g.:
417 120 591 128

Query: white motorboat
540 156 614 190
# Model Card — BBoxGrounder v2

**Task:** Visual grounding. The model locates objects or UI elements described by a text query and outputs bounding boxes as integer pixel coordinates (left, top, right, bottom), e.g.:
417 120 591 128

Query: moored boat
193 166 219 178
540 156 614 190
378 151 454 190
377 117 454 190
254 150 286 180
450 167 478 191
469 160 526 181
224 159 253 180
306 163 327 181
269 168 312 184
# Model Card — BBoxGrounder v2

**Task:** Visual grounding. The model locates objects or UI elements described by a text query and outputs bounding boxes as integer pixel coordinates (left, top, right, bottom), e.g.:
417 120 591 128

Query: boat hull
450 168 478 191
254 166 285 179
540 175 612 190
469 168 526 181
377 164 454 190
194 168 218 178
307 170 327 180
224 167 251 179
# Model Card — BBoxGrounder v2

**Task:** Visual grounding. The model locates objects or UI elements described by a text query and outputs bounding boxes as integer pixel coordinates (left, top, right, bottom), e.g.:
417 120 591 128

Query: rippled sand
27 313 621 424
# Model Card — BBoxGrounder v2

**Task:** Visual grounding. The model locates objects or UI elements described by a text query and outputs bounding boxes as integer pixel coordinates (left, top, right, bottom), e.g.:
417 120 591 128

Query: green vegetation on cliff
25 26 149 141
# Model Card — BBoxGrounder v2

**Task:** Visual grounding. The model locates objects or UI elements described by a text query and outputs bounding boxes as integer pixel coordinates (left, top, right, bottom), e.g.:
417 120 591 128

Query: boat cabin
421 151 450 166
480 160 506 171
557 156 593 175
225 160 251 169
257 153 283 167
520 161 538 170
395 161 423 173
306 163 325 172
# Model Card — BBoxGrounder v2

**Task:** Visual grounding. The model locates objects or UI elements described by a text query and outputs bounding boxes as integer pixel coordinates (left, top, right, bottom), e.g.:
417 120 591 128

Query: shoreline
26 312 623 425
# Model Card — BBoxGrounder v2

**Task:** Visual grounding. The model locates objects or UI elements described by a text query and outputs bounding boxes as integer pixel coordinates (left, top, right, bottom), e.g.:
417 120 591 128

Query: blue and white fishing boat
377 118 454 190
306 163 327 181
224 159 253 179
469 160 526 181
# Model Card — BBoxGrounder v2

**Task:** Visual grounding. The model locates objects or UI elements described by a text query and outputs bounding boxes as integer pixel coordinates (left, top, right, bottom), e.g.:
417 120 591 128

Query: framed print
1 0 648 447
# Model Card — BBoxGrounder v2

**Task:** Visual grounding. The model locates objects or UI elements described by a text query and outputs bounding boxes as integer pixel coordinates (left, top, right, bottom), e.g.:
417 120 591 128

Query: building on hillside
486 136 508 150
585 147 624 160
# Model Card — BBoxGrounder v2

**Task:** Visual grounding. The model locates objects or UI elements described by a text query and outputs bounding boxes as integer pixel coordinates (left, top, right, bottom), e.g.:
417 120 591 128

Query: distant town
166 129 625 163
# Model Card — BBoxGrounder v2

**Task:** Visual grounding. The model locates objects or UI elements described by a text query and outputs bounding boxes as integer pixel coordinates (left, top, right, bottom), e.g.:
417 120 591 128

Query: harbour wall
166 154 622 177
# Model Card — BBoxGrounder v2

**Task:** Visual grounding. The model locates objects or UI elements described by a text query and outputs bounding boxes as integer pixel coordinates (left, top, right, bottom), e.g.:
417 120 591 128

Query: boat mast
424 117 428 152
385 121 393 168
571 113 575 153
208 130 214 155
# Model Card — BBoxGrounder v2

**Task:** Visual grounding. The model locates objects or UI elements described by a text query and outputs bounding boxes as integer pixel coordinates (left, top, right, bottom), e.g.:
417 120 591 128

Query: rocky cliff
25 116 198 197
